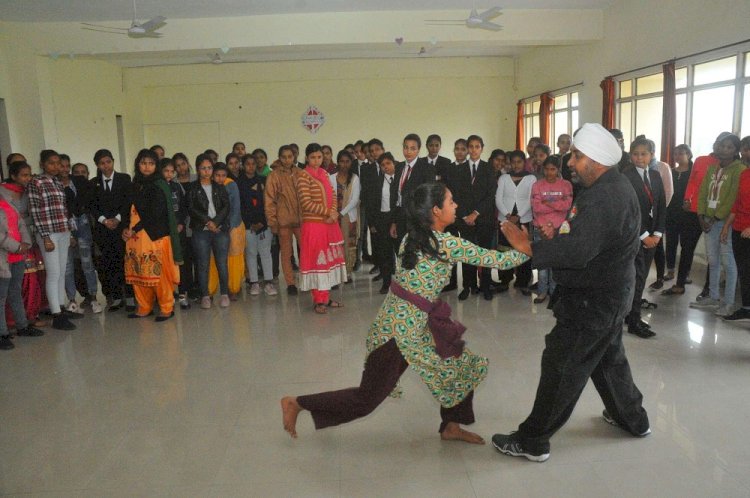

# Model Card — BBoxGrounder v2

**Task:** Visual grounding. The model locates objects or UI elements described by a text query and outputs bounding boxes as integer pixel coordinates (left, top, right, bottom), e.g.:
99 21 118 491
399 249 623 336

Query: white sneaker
90 300 103 314
219 294 230 308
200 296 212 309
66 301 84 314
689 298 721 309
249 283 261 296
714 304 735 317
264 282 278 296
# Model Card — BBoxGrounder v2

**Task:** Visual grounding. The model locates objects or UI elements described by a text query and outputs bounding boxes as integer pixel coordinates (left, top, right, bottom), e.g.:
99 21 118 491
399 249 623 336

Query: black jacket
622 165 666 239
236 173 267 231
166 180 188 226
444 159 496 225
425 155 452 181
367 173 399 227
359 162 381 215
531 168 640 328
394 158 436 209
90 171 132 232
187 180 229 231
132 181 171 241
64 175 94 218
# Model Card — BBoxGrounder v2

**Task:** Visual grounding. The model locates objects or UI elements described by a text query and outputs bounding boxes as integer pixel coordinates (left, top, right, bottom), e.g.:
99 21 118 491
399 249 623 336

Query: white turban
572 123 623 167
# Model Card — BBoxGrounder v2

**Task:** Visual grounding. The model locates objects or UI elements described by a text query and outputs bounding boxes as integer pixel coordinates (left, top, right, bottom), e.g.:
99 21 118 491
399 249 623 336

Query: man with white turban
492 123 651 462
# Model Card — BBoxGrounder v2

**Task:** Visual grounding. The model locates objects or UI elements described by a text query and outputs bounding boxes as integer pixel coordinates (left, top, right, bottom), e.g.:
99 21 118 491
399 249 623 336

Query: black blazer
90 171 132 230
359 162 381 214
367 173 398 226
622 165 666 238
64 175 95 218
187 180 230 231
445 160 497 225
132 181 171 241
425 155 452 181
394 158 436 209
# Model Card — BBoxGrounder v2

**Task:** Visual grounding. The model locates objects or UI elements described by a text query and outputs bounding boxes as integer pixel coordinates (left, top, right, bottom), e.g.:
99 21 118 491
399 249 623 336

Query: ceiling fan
425 5 503 31
81 0 166 38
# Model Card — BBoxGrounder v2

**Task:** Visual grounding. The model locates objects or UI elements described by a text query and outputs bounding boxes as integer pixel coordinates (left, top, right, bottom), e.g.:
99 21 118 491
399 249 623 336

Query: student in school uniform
622 137 666 339
366 152 399 294
441 138 469 293
360 139 385 277
392 134 436 244
424 134 453 182
445 135 497 301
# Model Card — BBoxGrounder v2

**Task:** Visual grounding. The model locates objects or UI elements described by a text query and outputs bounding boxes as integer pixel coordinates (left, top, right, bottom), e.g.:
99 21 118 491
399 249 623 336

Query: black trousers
458 222 494 291
517 316 649 443
371 213 398 286
178 231 194 294
628 245 655 324
497 222 533 287
732 230 750 307
297 338 475 433
674 211 704 287
93 226 130 301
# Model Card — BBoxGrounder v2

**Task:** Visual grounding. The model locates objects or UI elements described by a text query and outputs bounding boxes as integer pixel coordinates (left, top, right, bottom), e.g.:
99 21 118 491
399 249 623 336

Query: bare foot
440 422 485 445
281 396 302 438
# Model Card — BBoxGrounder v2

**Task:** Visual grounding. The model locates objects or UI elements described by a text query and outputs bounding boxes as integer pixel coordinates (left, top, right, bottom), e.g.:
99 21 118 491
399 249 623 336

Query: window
617 47 750 160
521 89 580 152
549 91 579 150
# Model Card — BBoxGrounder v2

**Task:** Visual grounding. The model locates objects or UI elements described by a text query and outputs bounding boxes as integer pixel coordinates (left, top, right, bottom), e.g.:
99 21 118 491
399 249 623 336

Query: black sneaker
602 409 651 437
52 314 76 331
492 433 550 462
722 308 750 322
15 326 44 337
287 285 298 296
62 309 83 320
0 335 14 350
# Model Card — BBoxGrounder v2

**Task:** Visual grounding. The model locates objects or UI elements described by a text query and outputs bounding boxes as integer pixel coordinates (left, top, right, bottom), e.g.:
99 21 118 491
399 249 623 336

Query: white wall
515 0 750 132
125 57 517 166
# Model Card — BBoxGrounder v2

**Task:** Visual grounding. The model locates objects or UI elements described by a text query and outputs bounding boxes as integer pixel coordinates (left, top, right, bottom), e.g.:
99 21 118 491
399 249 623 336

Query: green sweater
697 160 746 220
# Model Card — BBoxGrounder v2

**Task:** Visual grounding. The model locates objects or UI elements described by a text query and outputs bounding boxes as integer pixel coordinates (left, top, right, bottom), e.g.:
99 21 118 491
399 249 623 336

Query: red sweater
731 168 750 231
684 155 718 212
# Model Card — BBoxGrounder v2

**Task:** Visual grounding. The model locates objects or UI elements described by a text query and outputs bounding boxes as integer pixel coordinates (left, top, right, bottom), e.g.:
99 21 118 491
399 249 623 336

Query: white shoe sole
492 440 549 462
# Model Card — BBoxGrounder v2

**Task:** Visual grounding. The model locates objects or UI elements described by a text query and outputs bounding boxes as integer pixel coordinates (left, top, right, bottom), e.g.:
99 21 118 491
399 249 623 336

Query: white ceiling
0 0 614 22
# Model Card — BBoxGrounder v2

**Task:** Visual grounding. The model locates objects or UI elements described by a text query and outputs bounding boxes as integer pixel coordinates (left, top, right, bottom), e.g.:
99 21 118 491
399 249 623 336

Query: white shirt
635 166 663 240
329 173 361 222
97 173 121 224
381 174 394 212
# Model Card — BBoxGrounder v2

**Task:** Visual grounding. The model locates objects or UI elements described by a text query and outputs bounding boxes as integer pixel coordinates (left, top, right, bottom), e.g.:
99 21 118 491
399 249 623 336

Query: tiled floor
1 265 749 497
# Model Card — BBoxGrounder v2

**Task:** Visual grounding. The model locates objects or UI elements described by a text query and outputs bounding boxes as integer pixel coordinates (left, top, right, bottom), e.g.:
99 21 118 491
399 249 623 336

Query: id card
708 200 718 209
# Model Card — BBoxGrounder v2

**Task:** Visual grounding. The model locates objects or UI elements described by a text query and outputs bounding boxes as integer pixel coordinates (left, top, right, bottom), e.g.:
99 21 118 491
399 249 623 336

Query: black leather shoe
483 289 493 301
52 314 76 331
287 285 298 296
628 323 656 338
155 311 175 322
379 284 389 295
470 286 480 295
458 288 470 301
441 283 457 293
15 326 44 337
372 273 383 282
369 266 379 275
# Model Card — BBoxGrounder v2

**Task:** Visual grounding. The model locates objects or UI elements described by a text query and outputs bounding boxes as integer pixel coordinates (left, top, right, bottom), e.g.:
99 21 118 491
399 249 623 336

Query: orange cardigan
296 168 337 223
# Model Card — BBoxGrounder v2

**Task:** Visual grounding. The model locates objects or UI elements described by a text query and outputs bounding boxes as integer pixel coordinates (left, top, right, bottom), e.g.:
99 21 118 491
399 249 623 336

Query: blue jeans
192 229 229 296
65 215 98 300
0 261 29 335
706 220 737 305
533 229 556 295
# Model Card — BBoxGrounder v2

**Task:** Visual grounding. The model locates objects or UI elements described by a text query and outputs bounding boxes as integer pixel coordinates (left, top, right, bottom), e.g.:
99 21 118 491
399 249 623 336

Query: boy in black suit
367 152 399 294
622 137 666 338
90 149 133 311
424 134 453 181
392 133 436 243
445 135 497 300
360 139 385 276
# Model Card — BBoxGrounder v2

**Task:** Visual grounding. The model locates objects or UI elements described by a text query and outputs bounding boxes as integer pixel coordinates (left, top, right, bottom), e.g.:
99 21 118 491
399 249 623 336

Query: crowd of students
1 129 749 349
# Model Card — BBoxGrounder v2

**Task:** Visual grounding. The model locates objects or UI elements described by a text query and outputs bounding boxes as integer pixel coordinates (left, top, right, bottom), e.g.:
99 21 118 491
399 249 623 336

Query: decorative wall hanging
301 105 325 134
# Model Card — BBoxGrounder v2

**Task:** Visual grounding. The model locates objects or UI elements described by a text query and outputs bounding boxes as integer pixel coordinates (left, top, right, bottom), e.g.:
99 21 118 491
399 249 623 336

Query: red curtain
516 100 524 151
600 77 615 129
539 93 555 145
661 62 676 165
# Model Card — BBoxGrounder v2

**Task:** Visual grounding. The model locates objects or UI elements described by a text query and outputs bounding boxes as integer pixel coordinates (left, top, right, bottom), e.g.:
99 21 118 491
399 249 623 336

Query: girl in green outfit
282 182 528 443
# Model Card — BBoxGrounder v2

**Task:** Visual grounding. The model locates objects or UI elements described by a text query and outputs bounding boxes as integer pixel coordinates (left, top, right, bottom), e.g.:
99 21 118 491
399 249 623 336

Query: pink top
0 199 23 264
531 177 573 228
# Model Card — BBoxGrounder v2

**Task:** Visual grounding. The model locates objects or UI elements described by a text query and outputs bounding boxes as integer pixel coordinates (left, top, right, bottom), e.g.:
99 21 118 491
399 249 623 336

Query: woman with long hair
296 143 347 313
330 150 360 281
27 150 78 330
281 182 528 442
122 149 182 321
